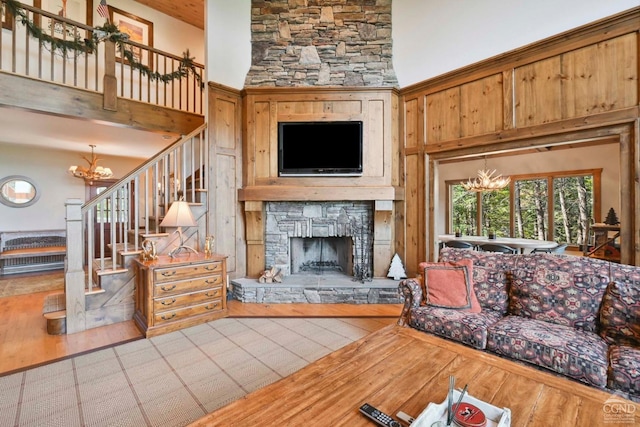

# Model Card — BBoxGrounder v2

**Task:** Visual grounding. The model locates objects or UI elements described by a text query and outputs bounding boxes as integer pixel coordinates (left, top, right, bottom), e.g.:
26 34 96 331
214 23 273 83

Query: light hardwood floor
192 325 640 426
0 287 402 376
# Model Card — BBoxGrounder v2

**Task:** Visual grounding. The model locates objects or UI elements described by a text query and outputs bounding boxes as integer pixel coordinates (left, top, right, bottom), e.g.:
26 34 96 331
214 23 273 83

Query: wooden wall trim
242 86 401 97
400 7 640 97
427 110 639 159
208 81 242 98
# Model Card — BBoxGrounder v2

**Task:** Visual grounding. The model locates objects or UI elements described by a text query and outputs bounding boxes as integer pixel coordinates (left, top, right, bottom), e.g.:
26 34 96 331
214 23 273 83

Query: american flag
97 0 109 20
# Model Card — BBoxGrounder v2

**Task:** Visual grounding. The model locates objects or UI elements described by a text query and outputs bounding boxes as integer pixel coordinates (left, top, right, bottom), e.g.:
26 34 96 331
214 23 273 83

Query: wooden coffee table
190 325 639 426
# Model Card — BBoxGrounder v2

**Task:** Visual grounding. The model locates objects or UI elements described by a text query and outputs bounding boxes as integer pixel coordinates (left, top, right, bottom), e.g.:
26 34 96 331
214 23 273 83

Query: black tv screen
278 121 363 176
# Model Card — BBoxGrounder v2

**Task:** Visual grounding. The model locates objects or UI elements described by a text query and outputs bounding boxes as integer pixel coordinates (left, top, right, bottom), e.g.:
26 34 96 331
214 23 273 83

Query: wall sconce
160 200 198 257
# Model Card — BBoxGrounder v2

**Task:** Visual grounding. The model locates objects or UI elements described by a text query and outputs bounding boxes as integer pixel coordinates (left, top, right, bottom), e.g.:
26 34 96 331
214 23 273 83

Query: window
514 178 548 240
481 187 510 237
552 176 594 247
447 169 601 247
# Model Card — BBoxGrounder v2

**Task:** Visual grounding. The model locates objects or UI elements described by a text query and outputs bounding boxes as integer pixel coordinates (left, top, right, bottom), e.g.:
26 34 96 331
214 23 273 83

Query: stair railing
64 123 208 333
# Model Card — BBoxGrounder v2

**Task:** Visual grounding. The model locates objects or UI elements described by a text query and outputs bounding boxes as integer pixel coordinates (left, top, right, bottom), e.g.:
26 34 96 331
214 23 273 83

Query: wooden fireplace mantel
239 86 403 279
238 185 404 202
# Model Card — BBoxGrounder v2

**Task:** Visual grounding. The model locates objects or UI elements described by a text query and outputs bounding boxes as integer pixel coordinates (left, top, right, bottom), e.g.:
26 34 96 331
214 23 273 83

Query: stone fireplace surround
230 201 402 304
265 201 372 277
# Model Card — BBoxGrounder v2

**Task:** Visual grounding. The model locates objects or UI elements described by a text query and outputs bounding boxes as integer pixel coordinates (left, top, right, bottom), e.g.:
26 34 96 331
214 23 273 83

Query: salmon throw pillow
418 260 481 312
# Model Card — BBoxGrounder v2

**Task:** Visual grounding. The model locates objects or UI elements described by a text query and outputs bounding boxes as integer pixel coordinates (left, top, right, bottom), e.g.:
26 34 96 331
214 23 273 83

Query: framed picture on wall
109 6 154 69
34 0 93 38
1 5 13 31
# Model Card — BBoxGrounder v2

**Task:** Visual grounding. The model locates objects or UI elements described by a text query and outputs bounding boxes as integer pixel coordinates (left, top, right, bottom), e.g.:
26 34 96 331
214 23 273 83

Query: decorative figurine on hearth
259 266 283 283
387 253 407 280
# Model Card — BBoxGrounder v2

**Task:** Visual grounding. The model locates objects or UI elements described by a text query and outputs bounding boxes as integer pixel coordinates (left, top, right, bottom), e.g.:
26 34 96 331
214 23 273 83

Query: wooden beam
0 73 204 135
238 186 402 202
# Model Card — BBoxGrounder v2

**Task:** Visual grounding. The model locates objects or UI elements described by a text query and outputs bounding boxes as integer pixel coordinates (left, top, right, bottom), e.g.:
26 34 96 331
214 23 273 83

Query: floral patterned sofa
398 247 640 401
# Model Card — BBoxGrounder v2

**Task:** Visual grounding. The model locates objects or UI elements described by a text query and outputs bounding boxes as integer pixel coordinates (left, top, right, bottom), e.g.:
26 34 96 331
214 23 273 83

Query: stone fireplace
231 199 402 304
265 201 372 279
233 1 402 303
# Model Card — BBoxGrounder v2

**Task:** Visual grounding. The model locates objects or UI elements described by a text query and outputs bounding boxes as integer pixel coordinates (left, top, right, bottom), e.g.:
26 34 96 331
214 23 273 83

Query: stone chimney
245 0 398 87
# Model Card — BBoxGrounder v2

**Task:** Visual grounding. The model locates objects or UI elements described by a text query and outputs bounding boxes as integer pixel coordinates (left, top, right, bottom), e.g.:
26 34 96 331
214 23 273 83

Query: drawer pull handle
205 304 219 310
205 279 219 284
160 285 176 292
204 265 218 271
205 291 219 297
161 313 176 320
161 271 177 277
161 299 176 306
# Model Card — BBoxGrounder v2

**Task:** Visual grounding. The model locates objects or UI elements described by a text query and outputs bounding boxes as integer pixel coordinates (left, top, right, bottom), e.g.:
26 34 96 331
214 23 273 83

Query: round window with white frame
0 175 41 208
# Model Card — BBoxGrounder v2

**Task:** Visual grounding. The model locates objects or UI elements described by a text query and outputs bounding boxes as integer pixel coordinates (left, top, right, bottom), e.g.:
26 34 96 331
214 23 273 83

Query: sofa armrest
397 278 423 326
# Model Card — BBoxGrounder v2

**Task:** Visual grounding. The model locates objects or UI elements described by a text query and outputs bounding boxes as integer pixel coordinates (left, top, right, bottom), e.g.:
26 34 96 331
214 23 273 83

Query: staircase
59 124 209 334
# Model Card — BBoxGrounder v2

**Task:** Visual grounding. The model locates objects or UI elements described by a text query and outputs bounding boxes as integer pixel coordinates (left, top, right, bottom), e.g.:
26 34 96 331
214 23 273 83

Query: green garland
2 0 203 89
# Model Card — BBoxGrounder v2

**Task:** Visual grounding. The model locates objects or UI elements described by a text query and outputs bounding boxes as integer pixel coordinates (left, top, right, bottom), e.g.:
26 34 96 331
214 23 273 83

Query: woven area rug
0 270 64 297
0 316 395 426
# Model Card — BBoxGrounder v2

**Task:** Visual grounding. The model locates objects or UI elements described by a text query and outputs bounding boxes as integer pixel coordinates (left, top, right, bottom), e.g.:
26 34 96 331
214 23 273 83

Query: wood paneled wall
240 87 401 199
207 82 244 279
400 7 640 272
238 87 402 278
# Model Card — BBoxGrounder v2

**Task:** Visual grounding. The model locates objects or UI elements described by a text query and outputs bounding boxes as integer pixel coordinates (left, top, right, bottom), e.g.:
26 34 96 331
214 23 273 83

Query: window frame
446 168 602 248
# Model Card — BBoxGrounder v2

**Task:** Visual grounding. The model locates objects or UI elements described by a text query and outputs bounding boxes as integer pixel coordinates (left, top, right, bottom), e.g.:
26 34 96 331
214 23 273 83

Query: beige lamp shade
160 201 196 228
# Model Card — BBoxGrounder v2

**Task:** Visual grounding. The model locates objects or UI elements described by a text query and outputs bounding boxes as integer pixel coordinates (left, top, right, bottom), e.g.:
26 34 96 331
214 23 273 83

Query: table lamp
160 200 198 257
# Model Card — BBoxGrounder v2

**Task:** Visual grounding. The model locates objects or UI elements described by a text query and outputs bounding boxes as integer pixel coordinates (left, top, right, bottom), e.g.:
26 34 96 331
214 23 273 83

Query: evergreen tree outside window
553 175 593 247
481 187 510 237
451 184 478 235
514 179 548 240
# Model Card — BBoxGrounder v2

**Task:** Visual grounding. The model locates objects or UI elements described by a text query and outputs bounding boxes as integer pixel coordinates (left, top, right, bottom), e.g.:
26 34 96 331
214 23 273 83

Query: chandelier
460 158 510 192
68 145 113 182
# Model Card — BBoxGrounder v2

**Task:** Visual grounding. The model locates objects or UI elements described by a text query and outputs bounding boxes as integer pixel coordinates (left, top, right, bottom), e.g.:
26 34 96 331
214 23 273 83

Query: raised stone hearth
230 274 402 304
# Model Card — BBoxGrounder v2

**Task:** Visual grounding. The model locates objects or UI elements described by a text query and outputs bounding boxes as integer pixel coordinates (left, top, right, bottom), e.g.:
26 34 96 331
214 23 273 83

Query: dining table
438 234 559 253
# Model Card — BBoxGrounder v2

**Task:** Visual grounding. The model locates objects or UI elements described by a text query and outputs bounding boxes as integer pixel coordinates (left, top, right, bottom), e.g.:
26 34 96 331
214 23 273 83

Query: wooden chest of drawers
133 253 228 337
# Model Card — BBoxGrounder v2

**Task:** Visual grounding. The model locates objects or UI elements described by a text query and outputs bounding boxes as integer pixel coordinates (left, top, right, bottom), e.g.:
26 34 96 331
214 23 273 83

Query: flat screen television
278 121 363 176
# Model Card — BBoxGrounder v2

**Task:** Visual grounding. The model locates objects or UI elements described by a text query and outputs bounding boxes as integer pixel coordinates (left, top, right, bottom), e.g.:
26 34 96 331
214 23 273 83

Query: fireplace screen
290 237 352 275
264 201 373 280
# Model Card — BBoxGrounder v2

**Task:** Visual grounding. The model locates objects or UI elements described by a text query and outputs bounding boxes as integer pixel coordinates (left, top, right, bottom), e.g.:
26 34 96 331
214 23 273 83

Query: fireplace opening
290 237 353 275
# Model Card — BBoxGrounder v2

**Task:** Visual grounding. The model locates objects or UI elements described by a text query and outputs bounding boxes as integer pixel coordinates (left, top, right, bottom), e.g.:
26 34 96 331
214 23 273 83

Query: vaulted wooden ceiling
133 0 204 29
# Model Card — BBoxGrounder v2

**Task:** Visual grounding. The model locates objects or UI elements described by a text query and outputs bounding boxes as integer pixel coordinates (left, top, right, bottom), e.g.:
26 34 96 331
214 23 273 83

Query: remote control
359 403 401 427
396 411 415 425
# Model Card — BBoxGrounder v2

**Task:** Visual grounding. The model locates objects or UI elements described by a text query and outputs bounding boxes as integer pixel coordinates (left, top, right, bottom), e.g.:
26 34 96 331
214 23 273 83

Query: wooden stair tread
95 268 129 276
43 310 66 319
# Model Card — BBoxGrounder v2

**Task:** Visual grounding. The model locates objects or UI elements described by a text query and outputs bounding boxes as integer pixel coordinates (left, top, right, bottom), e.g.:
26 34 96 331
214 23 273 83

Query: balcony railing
0 0 204 114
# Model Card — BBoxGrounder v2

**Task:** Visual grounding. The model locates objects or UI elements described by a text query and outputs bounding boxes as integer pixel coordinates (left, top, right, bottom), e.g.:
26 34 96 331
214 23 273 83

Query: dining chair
478 243 517 254
531 243 568 254
444 240 476 250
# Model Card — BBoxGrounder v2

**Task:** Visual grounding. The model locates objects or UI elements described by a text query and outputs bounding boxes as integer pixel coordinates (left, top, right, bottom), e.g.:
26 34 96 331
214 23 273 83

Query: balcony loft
0 0 205 135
